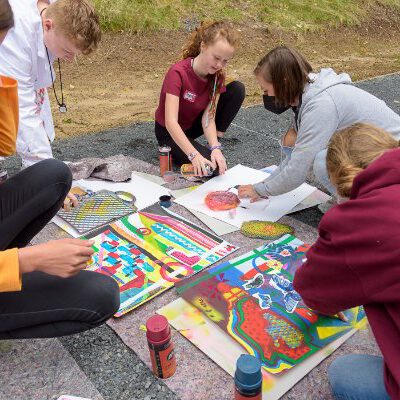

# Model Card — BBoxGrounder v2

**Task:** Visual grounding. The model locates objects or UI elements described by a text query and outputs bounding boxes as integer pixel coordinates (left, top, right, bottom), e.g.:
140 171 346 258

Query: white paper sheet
73 172 170 211
174 164 316 228
261 165 331 213
171 168 330 235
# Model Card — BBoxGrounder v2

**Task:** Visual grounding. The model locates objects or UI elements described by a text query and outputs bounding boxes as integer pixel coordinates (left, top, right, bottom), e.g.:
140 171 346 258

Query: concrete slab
0 339 104 400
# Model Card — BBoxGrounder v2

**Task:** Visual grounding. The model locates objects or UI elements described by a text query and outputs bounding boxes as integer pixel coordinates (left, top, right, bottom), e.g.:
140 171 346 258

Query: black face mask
263 95 290 115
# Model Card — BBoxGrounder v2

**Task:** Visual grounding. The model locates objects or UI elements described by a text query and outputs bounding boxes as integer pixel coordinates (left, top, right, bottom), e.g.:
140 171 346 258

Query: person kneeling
294 123 400 400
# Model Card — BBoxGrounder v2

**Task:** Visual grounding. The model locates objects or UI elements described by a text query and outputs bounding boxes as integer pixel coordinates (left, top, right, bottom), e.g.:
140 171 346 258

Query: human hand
211 149 227 175
191 153 215 177
62 192 78 210
18 238 95 278
238 185 263 203
327 311 349 322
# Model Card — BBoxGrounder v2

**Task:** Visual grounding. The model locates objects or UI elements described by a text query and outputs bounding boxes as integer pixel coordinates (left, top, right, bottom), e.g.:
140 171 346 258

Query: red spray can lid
146 315 171 345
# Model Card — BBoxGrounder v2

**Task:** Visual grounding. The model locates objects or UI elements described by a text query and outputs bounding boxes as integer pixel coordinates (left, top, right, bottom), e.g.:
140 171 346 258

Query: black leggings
0 159 120 339
155 80 245 165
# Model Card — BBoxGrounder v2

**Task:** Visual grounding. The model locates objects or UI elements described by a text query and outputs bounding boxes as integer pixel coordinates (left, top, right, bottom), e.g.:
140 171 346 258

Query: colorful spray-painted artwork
176 234 366 375
158 297 366 400
84 205 238 316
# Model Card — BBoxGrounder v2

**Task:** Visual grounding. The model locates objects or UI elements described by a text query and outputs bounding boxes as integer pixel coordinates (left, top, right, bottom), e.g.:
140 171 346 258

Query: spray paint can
180 163 214 178
159 146 172 176
0 168 8 185
146 314 177 379
234 354 262 400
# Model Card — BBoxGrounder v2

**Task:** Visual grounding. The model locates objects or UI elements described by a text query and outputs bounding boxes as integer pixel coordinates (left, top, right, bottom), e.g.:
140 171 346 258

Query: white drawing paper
174 164 316 228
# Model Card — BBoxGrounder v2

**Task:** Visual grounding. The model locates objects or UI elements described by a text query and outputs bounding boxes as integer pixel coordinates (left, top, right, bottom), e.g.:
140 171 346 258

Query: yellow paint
316 325 350 340
193 297 225 323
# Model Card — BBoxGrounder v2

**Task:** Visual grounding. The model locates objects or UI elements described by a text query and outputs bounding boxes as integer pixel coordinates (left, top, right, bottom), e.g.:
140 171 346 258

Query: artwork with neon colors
84 204 238 316
158 297 366 400
205 191 240 211
176 235 366 375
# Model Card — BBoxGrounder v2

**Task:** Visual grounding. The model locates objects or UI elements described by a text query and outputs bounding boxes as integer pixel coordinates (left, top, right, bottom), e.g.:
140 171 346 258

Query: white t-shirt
0 0 56 166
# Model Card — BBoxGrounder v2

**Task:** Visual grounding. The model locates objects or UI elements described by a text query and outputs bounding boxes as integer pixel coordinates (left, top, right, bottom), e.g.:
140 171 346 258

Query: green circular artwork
240 220 294 239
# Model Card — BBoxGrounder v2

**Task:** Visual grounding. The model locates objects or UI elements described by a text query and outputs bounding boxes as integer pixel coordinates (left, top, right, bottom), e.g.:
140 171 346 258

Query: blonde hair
46 0 101 55
327 123 400 198
182 20 239 59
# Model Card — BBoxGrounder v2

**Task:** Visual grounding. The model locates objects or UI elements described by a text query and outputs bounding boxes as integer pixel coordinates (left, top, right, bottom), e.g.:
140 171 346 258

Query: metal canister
159 146 172 176
0 168 8 185
180 163 214 179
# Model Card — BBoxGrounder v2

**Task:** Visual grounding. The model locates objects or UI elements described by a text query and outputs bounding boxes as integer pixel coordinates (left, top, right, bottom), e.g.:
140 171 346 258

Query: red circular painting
204 191 240 211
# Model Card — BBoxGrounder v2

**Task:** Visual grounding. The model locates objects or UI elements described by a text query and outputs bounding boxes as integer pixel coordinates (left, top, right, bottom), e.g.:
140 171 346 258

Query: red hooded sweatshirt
294 148 400 400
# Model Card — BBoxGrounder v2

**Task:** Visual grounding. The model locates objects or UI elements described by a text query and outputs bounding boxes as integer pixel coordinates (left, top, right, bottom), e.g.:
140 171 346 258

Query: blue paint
159 195 172 208
234 354 262 397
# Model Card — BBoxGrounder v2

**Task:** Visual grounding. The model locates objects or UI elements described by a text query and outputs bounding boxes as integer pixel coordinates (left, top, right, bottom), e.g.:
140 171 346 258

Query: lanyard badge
45 47 67 113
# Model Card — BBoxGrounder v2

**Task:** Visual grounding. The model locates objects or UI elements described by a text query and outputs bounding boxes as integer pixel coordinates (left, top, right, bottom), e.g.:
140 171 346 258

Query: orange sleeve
0 76 19 157
0 248 22 292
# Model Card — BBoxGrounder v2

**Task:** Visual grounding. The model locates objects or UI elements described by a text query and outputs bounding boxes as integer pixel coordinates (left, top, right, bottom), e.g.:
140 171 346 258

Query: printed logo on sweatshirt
183 90 197 103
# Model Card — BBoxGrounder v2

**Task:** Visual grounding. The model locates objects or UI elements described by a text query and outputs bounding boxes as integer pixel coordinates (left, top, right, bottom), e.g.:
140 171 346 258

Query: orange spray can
159 146 172 176
146 315 177 379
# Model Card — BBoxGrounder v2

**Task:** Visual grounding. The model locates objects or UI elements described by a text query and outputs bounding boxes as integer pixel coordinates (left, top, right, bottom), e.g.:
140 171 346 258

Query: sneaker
318 197 337 214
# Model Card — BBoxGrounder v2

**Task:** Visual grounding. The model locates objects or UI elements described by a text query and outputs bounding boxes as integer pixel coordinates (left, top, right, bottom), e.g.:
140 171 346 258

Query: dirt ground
53 8 400 138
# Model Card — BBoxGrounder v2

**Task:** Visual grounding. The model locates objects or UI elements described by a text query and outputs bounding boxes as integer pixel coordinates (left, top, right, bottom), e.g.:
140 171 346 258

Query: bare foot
217 131 225 138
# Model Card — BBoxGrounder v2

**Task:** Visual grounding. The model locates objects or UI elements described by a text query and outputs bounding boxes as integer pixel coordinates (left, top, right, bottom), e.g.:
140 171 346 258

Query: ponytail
182 20 239 59
327 123 399 198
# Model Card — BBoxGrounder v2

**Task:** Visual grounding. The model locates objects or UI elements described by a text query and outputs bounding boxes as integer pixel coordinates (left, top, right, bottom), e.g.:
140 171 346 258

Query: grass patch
92 0 400 32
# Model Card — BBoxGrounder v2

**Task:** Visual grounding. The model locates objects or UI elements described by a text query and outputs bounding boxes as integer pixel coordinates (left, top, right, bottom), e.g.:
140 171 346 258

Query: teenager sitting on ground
0 0 119 339
154 20 245 177
294 123 400 400
238 46 400 212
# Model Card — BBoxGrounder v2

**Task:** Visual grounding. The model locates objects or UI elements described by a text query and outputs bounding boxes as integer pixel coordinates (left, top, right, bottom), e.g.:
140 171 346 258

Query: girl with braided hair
154 20 245 176
294 123 400 400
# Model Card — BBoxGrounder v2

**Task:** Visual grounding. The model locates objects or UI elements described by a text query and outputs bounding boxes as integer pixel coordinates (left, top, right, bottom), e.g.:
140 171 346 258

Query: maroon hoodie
294 148 400 399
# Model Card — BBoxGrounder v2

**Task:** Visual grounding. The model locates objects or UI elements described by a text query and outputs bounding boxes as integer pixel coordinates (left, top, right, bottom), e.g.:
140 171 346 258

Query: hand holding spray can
180 163 215 179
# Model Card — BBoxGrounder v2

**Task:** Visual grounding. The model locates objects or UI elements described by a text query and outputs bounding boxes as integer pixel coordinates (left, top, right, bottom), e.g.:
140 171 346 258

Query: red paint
205 191 240 211
159 146 172 176
146 315 177 379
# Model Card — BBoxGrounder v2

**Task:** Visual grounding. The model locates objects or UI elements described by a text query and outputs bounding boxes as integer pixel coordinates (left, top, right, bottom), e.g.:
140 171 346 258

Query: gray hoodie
253 68 400 197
